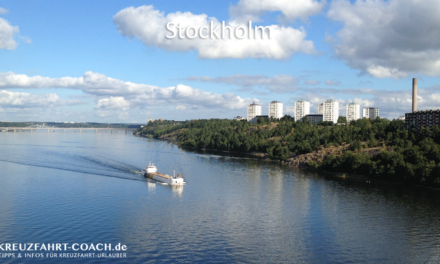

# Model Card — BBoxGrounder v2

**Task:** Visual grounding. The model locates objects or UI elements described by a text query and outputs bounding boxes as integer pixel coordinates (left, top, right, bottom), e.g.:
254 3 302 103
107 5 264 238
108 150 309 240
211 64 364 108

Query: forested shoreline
136 117 440 187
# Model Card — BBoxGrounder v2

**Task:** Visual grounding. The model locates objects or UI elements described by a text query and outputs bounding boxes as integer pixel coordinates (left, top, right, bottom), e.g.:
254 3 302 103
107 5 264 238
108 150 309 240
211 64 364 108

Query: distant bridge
0 127 138 133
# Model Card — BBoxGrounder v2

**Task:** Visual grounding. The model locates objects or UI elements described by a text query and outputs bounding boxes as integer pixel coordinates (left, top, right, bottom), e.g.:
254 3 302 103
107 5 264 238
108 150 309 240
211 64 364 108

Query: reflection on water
147 182 156 191
168 185 184 198
0 130 440 263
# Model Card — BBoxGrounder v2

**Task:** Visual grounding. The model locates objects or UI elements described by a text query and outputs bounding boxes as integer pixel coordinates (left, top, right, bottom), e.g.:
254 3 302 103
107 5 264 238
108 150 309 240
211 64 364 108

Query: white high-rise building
294 100 310 121
247 102 262 123
363 108 379 120
322 100 339 124
346 103 361 123
318 103 324 115
269 101 283 119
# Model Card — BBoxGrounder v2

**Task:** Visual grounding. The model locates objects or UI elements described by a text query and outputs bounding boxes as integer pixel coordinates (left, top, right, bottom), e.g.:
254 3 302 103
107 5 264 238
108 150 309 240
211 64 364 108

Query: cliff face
285 152 327 168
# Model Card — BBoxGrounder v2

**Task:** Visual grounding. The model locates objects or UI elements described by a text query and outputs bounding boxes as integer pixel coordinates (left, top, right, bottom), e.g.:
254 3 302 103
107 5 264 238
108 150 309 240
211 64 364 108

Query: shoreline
136 133 440 192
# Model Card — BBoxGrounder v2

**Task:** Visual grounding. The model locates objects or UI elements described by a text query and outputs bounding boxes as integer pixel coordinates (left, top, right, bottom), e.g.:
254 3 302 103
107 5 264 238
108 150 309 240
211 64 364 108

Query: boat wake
0 156 146 183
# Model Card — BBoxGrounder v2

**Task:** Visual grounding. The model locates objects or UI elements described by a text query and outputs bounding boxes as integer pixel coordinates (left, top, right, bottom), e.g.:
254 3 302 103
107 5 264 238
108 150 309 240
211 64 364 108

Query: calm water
1 130 440 263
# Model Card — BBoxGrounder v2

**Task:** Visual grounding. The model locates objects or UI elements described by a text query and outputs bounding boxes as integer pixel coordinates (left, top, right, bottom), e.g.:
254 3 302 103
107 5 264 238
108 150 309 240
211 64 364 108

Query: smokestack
412 78 417 112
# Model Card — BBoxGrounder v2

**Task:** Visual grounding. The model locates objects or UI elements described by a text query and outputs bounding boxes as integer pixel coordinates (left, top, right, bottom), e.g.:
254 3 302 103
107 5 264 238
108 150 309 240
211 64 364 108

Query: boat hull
144 172 185 185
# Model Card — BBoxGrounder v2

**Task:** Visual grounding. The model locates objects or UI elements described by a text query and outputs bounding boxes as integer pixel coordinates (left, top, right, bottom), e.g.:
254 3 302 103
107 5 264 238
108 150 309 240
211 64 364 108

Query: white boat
143 162 186 185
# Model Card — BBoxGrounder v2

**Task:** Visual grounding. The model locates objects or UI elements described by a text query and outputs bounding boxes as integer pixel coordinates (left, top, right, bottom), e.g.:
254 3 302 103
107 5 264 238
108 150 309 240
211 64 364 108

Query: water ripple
0 132 439 263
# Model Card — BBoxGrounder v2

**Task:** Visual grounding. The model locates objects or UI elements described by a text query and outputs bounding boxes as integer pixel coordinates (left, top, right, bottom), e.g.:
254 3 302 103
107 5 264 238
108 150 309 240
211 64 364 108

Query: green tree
337 116 347 124
351 140 362 151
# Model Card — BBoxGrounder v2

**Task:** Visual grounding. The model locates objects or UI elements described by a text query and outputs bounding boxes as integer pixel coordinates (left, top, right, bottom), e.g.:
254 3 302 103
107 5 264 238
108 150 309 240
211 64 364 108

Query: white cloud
0 106 94 122
176 105 199 111
189 74 298 86
95 97 130 111
351 98 374 108
19 35 31 44
365 65 407 79
113 5 316 59
0 90 82 108
0 16 18 50
186 74 299 93
0 71 257 114
166 84 254 109
328 0 440 78
0 7 8 14
118 111 129 120
304 79 320 85
284 105 296 115
0 72 83 88
325 80 341 86
230 0 326 23
291 85 440 119
94 110 110 118
3 73 440 121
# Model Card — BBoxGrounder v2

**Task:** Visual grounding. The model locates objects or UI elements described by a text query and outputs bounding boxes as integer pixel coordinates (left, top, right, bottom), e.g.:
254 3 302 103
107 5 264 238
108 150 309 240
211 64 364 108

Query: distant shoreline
0 121 142 129
134 125 440 192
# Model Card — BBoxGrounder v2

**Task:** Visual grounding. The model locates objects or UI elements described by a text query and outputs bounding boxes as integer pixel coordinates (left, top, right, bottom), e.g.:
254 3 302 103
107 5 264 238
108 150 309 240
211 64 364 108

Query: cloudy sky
1 0 440 123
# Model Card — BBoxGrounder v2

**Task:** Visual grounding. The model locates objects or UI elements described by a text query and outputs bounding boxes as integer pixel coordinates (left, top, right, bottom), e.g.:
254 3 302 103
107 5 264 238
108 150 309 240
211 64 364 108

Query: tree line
137 116 440 187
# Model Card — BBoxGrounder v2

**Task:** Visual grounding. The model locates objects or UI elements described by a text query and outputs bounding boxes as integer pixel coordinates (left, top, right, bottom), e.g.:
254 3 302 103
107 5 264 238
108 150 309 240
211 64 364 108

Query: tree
257 117 267 124
351 140 362 151
338 116 347 124
368 133 377 148
136 118 440 187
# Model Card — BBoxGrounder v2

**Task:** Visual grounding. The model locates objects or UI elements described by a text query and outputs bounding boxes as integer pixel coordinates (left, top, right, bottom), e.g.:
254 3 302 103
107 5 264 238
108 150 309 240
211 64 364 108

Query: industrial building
405 78 440 130
406 110 440 130
346 103 361 123
294 100 310 122
269 101 284 119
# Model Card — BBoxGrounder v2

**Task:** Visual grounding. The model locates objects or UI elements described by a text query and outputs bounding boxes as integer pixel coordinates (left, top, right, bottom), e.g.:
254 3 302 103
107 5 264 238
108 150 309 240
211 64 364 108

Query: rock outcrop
285 144 382 168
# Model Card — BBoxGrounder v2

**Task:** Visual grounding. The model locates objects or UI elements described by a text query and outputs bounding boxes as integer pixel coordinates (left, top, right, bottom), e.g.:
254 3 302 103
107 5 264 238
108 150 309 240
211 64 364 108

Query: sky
0 0 440 123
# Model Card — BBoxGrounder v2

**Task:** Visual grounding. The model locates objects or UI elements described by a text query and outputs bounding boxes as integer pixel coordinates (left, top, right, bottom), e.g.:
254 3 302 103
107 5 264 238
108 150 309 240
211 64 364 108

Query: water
1 130 440 263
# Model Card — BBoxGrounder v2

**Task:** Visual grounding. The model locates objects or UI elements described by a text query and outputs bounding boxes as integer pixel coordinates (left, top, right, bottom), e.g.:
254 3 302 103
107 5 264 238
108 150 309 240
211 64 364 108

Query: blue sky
0 0 439 123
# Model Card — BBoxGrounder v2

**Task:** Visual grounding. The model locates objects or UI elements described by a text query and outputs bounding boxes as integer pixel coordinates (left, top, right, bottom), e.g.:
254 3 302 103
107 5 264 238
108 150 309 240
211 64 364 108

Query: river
0 130 440 263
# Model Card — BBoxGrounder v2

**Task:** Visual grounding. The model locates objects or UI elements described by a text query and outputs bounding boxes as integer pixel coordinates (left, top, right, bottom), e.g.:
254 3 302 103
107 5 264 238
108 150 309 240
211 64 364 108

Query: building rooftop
270 101 281 103
249 102 260 106
408 109 440 113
